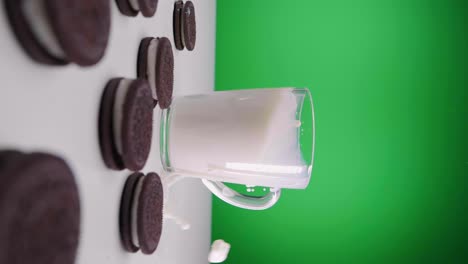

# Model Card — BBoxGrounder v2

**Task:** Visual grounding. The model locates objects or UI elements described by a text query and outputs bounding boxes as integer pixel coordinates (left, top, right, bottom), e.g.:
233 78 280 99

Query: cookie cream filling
23 0 66 59
113 79 133 155
131 176 145 247
147 38 159 100
129 0 140 11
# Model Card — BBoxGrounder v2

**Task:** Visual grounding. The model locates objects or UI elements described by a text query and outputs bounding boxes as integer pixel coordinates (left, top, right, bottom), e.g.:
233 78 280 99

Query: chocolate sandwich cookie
173 1 196 51
5 0 111 66
137 37 174 109
99 78 154 171
119 172 164 254
0 151 80 264
182 1 196 51
173 1 184 50
116 0 158 17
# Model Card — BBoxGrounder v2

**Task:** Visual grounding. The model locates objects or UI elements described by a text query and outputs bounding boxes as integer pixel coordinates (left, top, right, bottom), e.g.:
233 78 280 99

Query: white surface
0 1 215 264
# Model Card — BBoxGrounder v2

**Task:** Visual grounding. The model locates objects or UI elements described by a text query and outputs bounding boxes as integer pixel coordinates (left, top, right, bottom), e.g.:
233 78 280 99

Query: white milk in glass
166 88 311 189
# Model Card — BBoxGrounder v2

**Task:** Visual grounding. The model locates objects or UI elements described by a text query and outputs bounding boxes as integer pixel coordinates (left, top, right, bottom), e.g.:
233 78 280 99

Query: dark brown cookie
99 78 125 170
119 172 164 254
182 1 196 51
98 78 154 171
115 0 158 17
46 0 111 66
155 37 174 109
115 0 138 17
121 79 154 171
137 37 154 89
5 0 111 66
0 151 80 264
119 172 144 253
173 1 184 50
137 37 174 109
0 151 24 184
138 0 158 17
137 172 164 254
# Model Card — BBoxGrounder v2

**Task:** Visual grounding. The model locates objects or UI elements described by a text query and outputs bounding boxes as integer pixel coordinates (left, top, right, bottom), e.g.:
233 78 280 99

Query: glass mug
159 88 315 210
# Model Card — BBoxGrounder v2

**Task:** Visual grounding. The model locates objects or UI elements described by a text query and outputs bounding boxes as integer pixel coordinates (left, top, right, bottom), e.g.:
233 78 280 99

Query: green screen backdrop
213 1 468 263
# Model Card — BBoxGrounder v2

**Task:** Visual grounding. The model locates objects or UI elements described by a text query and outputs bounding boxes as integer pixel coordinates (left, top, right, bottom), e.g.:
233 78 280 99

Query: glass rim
295 88 315 178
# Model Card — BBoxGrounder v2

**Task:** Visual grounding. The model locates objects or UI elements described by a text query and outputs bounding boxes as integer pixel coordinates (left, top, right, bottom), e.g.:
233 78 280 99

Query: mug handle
201 179 281 210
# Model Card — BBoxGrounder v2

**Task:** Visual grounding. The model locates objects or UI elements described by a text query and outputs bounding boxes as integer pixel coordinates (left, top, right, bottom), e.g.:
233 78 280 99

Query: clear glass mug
159 88 315 210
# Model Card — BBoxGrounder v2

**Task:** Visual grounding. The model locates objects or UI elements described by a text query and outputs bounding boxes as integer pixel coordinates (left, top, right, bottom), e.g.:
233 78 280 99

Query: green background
213 0 468 263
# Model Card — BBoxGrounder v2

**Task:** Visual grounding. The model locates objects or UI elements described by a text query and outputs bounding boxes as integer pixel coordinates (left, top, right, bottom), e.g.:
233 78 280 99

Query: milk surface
166 89 311 189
